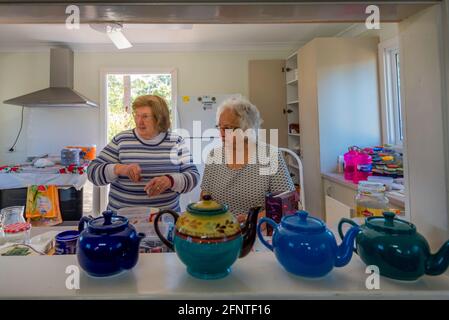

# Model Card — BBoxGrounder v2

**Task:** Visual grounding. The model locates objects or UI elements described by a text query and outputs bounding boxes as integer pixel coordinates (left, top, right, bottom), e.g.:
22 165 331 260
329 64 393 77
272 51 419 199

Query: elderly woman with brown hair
88 95 199 213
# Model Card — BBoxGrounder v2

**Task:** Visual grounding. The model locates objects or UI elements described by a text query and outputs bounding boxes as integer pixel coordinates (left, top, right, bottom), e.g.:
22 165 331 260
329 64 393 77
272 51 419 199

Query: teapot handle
257 217 277 251
78 216 93 233
154 209 179 251
338 218 359 254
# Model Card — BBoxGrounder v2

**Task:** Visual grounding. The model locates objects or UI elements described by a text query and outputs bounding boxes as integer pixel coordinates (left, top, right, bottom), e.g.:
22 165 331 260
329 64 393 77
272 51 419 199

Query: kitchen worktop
322 172 405 207
1 245 449 299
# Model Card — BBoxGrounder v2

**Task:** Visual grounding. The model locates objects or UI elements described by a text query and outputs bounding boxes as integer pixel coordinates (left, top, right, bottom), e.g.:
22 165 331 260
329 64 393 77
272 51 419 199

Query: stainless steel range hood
3 47 98 108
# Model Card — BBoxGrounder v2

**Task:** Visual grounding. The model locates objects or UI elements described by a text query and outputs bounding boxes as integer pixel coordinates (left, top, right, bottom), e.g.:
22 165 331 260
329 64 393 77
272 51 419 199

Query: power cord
9 106 24 152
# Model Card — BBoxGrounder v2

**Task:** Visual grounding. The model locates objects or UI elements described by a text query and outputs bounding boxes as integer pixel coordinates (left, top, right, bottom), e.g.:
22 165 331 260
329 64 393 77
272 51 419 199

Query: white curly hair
216 97 263 131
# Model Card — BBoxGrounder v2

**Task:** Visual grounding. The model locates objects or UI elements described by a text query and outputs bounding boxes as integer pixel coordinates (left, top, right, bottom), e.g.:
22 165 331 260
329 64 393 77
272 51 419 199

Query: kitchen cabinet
0 167 87 221
324 194 352 229
0 187 83 221
297 37 382 219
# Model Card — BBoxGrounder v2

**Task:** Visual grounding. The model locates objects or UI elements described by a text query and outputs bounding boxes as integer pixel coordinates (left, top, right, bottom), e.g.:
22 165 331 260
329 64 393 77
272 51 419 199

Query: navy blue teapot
77 210 145 277
257 210 360 278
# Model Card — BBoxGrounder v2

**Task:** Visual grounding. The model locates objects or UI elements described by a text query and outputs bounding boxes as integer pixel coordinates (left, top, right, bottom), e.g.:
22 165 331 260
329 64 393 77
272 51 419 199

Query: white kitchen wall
0 50 289 163
378 24 400 42
0 52 49 164
298 37 381 219
399 5 449 249
316 37 381 174
336 22 399 44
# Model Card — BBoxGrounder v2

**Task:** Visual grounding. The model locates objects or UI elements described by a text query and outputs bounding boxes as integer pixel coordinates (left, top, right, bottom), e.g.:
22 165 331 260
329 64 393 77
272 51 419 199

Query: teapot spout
121 232 145 270
426 240 449 276
239 206 262 258
335 226 360 268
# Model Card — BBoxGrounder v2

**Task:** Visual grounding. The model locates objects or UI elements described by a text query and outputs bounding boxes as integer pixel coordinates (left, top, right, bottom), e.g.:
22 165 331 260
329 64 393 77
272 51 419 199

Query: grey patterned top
201 144 295 216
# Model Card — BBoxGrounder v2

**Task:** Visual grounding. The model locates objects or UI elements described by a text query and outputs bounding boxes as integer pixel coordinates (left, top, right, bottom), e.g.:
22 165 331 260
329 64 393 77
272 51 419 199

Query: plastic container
337 155 344 173
61 148 81 166
55 230 80 255
367 176 394 191
65 145 96 161
355 181 389 218
343 148 359 181
353 152 372 183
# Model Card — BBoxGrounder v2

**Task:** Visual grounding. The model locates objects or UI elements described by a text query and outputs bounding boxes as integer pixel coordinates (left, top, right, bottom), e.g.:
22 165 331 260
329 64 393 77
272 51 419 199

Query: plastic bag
25 185 62 226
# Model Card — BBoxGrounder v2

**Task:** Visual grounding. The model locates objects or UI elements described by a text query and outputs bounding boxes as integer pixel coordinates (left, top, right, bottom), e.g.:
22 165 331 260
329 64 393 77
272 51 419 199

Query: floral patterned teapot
154 195 261 279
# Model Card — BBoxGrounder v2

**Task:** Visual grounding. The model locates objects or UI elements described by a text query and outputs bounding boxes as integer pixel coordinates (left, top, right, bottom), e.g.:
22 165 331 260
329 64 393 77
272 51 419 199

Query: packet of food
25 185 62 226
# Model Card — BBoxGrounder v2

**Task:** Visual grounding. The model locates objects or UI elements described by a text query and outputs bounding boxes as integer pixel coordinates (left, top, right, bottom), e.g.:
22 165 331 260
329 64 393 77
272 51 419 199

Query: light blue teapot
257 210 360 278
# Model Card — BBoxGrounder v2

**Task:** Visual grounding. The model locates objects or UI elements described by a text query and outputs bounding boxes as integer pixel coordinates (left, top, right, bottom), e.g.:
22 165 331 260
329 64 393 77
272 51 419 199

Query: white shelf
285 50 301 188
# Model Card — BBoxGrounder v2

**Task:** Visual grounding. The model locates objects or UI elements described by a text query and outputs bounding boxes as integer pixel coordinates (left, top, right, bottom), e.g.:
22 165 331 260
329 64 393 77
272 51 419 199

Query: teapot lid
187 194 228 215
177 195 240 239
282 210 325 233
365 212 416 235
89 210 128 234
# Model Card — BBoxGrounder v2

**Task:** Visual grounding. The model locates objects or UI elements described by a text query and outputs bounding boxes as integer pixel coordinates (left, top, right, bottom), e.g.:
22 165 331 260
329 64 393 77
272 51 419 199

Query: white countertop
1 250 449 299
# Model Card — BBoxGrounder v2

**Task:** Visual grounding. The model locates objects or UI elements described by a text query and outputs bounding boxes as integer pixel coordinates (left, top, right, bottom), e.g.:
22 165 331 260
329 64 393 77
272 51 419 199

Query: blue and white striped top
87 129 199 213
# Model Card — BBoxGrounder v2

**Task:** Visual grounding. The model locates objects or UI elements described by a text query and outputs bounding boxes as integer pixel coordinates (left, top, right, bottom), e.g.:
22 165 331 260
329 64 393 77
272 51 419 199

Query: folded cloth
59 162 89 175
0 165 22 173
34 158 55 168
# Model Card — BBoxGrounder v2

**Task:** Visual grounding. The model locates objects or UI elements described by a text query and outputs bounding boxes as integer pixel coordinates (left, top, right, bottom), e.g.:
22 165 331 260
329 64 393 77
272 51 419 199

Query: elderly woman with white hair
200 97 295 223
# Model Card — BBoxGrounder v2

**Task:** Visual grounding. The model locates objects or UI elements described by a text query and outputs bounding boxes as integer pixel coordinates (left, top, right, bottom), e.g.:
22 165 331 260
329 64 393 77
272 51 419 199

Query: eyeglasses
215 125 240 131
133 113 155 121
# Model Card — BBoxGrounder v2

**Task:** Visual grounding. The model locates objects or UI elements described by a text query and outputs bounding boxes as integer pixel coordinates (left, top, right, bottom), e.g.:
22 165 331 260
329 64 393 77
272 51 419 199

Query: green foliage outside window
107 74 172 142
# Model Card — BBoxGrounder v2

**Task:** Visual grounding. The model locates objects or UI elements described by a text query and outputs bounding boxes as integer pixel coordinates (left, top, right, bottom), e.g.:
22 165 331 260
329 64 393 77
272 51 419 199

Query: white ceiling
0 23 358 52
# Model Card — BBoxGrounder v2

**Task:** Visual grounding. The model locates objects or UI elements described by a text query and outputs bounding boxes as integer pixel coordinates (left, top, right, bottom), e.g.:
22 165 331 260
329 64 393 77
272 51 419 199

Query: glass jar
1 222 31 245
1 206 25 229
355 181 389 218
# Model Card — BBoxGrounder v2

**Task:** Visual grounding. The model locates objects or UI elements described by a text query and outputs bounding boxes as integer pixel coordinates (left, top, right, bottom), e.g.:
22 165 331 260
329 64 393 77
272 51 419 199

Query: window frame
378 37 404 148
99 67 178 149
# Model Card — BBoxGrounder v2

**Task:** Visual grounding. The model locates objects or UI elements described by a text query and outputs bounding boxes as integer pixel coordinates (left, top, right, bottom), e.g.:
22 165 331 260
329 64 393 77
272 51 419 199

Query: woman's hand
114 163 142 182
144 176 172 197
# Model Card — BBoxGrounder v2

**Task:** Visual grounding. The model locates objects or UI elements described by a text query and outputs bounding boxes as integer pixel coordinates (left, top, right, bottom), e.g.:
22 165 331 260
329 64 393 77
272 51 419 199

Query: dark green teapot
338 212 449 281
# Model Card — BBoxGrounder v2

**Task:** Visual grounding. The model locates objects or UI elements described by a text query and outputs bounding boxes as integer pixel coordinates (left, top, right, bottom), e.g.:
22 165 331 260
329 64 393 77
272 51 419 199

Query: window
379 37 404 146
106 73 174 142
